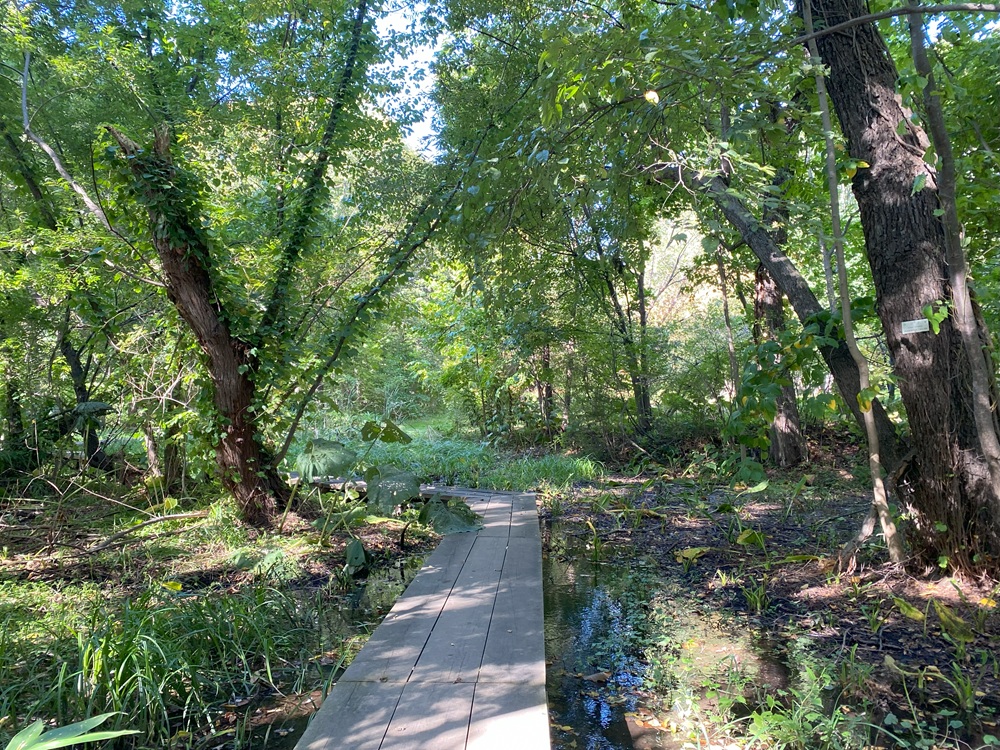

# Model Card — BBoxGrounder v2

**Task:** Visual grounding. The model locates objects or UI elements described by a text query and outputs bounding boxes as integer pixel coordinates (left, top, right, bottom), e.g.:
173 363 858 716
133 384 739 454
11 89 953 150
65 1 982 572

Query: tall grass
353 435 603 491
0 581 349 748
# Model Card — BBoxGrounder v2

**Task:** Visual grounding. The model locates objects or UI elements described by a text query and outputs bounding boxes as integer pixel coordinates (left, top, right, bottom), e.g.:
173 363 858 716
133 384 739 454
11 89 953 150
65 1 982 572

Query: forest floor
0 483 439 748
541 433 1000 750
2 429 999 750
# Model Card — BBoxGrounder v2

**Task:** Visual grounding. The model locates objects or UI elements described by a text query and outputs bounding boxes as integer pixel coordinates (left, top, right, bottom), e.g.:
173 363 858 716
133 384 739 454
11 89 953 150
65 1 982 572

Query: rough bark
810 0 1000 569
804 0 904 564
754 264 806 467
108 126 283 526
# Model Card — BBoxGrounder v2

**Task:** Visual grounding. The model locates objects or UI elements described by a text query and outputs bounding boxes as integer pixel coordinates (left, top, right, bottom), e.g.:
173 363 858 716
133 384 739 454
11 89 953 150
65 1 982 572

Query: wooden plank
467 683 551 750
295 681 404 750
339 533 476 683
512 493 538 511
408 535 509 684
294 490 548 750
476 494 513 537
479 535 546 686
379 681 475 750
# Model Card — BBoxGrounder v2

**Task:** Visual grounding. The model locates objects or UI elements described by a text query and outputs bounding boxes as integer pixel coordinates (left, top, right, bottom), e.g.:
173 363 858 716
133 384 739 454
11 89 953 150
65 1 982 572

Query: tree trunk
810 0 1000 570
562 340 574 433
57 317 115 472
754 263 806 467
534 345 555 439
143 421 182 491
108 126 284 526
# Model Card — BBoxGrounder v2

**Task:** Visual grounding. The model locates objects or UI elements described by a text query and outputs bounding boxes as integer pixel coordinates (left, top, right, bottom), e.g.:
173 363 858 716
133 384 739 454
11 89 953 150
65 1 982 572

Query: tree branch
21 53 113 232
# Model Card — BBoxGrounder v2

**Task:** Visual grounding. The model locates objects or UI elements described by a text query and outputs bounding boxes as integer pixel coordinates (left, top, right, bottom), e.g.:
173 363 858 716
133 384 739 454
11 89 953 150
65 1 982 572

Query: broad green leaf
736 529 766 548
933 600 974 642
674 547 711 562
418 495 482 534
367 467 420 514
911 172 928 195
344 538 367 571
6 721 45 750
6 714 139 750
361 420 412 444
228 551 258 570
773 554 821 564
295 439 357 482
893 597 926 622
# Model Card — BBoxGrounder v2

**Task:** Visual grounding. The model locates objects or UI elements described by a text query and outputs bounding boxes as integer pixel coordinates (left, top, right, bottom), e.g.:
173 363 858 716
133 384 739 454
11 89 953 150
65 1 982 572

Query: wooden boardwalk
294 488 551 750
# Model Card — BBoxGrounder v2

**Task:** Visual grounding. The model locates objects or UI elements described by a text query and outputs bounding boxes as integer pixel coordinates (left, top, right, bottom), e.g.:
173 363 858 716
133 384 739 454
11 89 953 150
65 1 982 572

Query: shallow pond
542 519 787 750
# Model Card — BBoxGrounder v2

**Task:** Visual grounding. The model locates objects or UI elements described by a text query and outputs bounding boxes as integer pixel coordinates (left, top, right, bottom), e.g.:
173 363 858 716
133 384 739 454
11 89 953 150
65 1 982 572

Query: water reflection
544 524 655 750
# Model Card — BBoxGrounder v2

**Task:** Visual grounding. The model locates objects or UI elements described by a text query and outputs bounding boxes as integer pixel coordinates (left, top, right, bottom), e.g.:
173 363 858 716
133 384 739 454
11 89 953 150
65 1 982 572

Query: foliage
4 714 138 750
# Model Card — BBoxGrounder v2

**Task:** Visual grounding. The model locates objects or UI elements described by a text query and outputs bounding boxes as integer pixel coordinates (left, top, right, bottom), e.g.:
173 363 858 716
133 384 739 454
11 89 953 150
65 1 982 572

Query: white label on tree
901 318 930 334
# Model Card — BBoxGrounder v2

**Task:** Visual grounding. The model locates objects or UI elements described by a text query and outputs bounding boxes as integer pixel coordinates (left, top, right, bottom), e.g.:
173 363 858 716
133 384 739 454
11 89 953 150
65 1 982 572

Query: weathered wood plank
408 535 509 684
478 534 546 686
476 494 513 537
295 681 404 750
339 533 476 683
380 682 475 750
467 683 550 750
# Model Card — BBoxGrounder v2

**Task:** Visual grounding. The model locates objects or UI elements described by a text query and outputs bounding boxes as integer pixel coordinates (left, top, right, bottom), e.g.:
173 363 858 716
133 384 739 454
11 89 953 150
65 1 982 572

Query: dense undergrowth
3 418 999 750
0 422 601 750
542 463 1000 750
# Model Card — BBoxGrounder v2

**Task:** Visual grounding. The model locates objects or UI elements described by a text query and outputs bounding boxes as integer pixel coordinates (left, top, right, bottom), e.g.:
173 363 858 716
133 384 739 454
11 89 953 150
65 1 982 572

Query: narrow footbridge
294 488 551 750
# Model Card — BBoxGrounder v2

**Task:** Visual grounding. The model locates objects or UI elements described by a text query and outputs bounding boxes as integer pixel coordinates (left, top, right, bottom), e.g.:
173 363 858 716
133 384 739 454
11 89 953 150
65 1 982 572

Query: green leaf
736 529 766 548
361 420 412 444
295 439 357 482
773 554 821 564
674 546 711 563
933 600 975 643
367 467 421 514
6 714 139 750
344 538 367 572
911 172 928 195
893 597 926 622
6 721 45 750
418 495 482 534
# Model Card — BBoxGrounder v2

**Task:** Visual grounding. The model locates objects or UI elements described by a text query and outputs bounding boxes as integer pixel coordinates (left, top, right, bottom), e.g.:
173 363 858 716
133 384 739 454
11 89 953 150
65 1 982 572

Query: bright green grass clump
353 434 603 491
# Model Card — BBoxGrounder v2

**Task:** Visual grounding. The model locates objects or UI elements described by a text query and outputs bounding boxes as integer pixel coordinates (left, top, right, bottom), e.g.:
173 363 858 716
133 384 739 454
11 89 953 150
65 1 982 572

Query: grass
1 423 602 748
334 430 604 492
0 575 354 747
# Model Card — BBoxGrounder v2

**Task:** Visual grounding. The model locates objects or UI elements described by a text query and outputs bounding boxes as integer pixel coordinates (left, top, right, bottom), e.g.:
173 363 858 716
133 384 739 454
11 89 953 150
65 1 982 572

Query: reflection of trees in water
544 532 653 749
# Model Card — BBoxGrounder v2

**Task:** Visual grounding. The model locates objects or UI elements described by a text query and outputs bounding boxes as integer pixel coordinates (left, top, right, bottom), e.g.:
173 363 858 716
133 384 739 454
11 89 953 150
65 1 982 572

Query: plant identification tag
901 318 930 334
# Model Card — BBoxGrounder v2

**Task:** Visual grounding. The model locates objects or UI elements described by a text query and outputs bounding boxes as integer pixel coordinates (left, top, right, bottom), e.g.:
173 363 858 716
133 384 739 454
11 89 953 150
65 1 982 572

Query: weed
860 601 884 635
836 645 876 699
740 578 769 614
737 665 870 749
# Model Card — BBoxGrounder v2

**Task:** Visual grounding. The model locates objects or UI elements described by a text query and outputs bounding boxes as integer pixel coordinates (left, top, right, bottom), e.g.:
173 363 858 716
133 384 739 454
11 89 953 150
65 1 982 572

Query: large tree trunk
810 0 1000 570
109 126 284 526
754 263 806 467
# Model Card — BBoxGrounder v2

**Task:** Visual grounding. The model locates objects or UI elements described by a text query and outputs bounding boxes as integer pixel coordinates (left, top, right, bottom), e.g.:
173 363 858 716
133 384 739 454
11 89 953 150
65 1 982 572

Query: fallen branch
83 511 209 555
